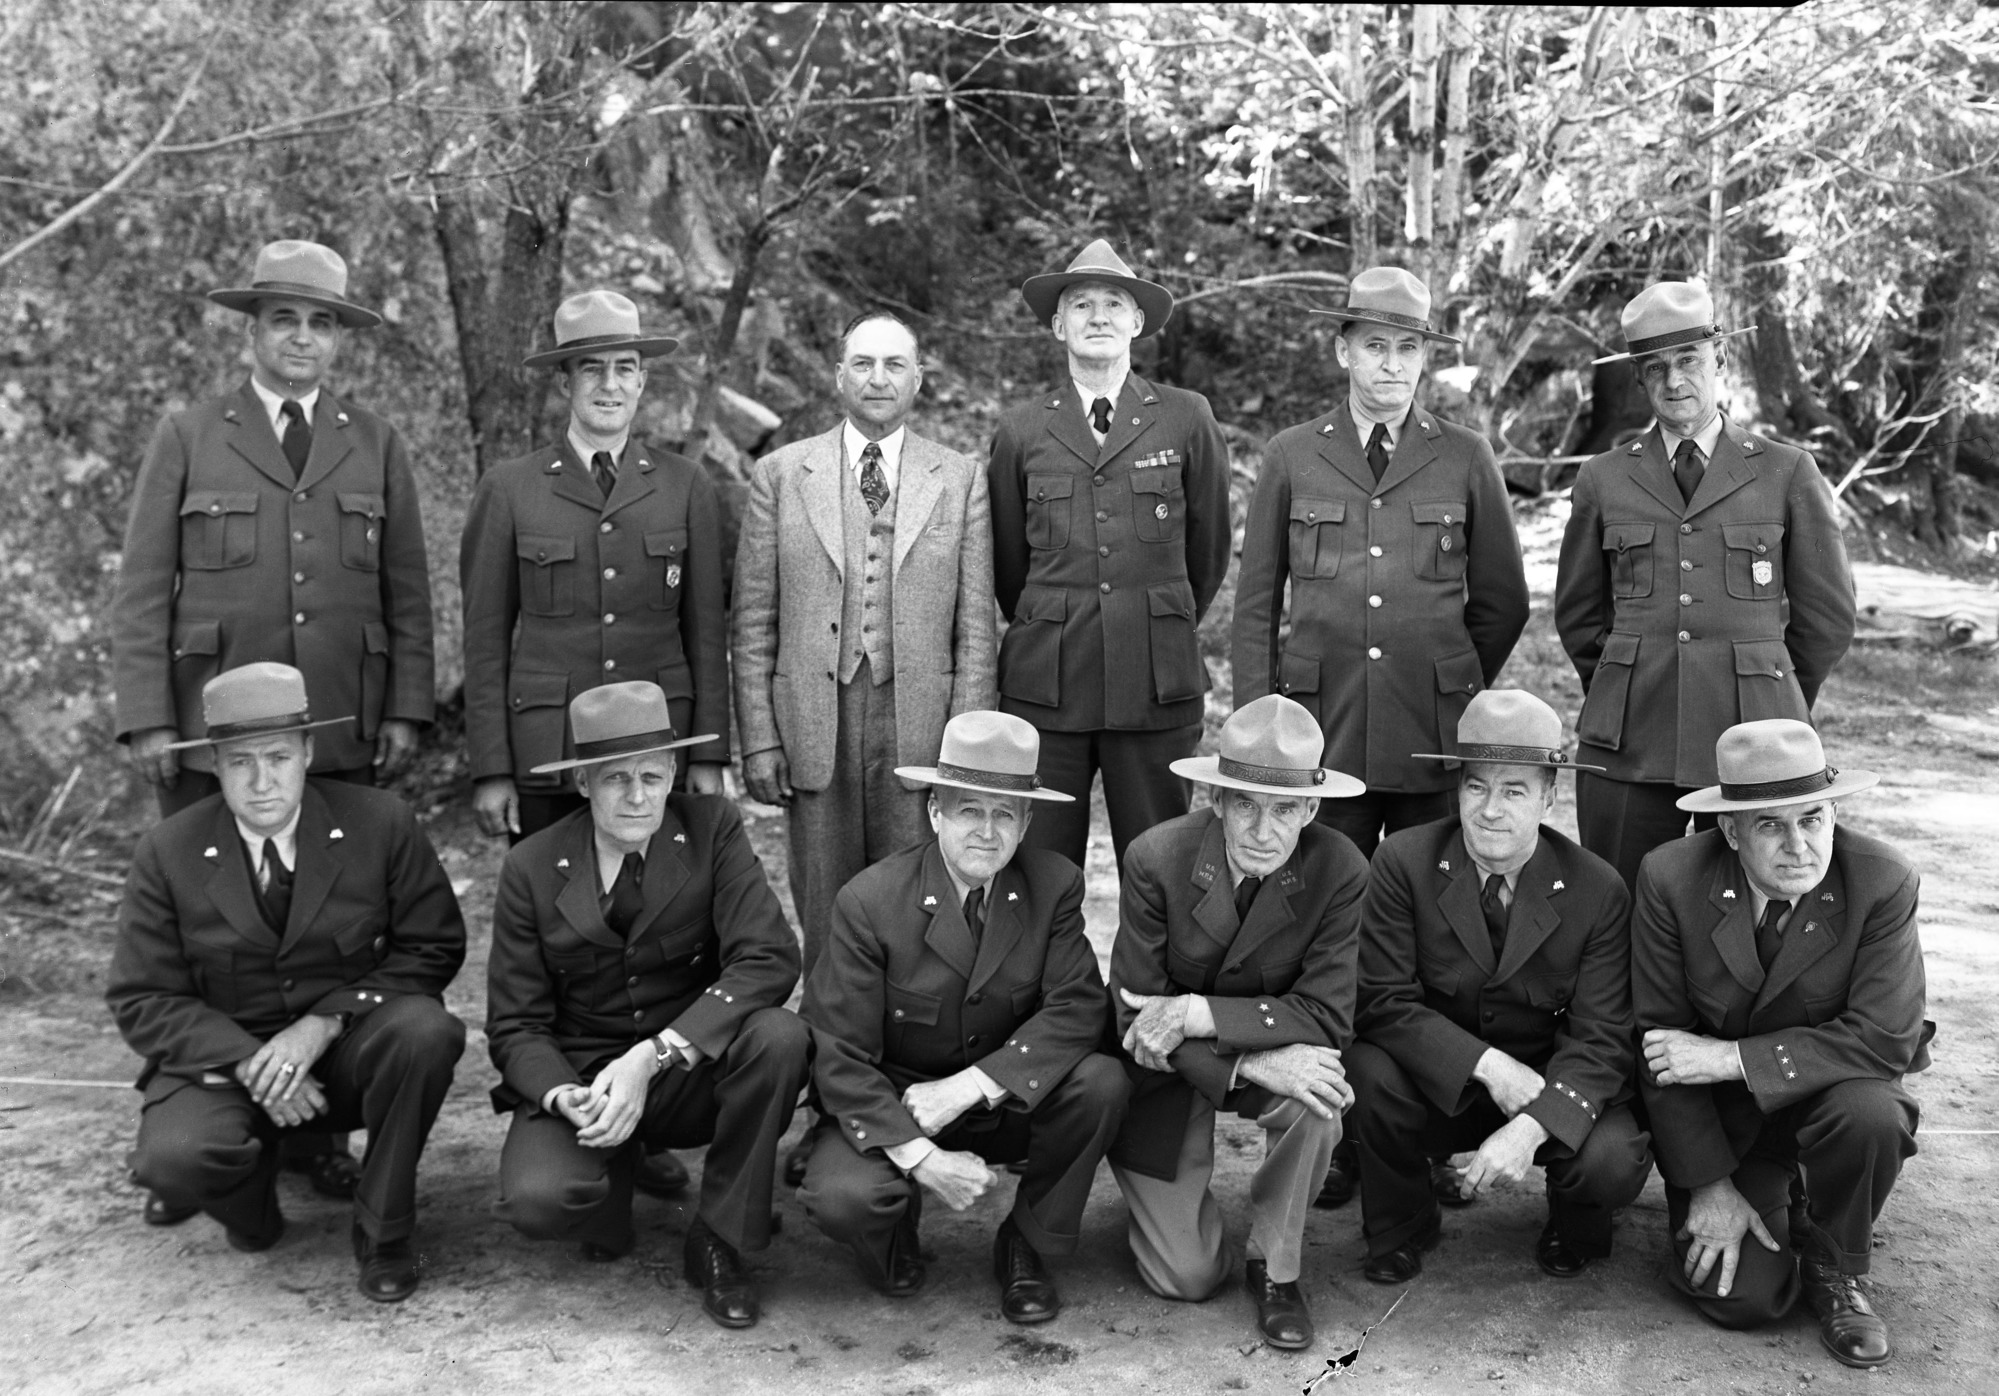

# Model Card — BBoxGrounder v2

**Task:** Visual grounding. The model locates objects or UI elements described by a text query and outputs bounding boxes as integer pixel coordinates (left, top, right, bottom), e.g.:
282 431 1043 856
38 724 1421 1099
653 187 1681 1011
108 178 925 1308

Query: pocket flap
1289 497 1345 525
1026 473 1075 503
172 619 222 659
1598 631 1641 667
644 529 688 559
1733 639 1793 678
362 621 390 656
1721 523 1785 554
1129 469 1180 496
1424 963 1462 996
1280 651 1321 695
655 663 694 700
1603 522 1656 552
1434 647 1483 695
516 534 576 567
181 491 258 518
1014 586 1067 624
1148 581 1195 619
1009 983 1039 1016
1411 500 1467 525
886 984 942 1027
336 492 386 521
509 669 570 710
1521 975 1572 1010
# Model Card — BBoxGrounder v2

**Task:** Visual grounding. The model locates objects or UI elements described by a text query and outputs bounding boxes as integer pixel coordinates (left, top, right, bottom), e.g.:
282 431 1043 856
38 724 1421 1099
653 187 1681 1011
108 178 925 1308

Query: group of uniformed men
102 237 1932 1371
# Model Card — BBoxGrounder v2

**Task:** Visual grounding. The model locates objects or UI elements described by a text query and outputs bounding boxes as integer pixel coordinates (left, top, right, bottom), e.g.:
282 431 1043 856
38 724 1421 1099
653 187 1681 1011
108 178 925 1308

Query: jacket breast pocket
1577 631 1640 750
1287 497 1345 579
1411 501 1469 582
886 984 943 1046
1025 473 1074 550
1130 467 1185 544
336 493 385 572
1258 956 1304 994
1165 945 1215 994
998 586 1065 709
516 534 578 617
1277 650 1321 724
1008 983 1040 1019
1602 522 1656 599
329 911 389 973
644 529 688 611
1732 639 1807 725
179 492 259 570
1722 523 1786 600
1519 975 1572 1013
1147 581 1204 705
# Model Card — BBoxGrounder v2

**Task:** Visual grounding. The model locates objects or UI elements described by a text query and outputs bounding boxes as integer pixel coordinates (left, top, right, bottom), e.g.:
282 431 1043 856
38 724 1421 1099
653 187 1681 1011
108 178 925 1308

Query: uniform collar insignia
674 833 685 843
1722 888 1736 898
923 895 937 906
203 846 219 859
336 411 349 425
1438 859 1450 872
1551 879 1564 891
1007 891 1018 901
556 858 569 869
330 828 343 840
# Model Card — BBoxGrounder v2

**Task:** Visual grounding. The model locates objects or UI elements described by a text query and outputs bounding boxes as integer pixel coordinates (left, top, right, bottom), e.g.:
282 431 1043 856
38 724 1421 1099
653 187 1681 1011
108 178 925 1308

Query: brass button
293 611 306 623
1680 523 1693 534
1094 476 1106 487
292 531 305 542
1681 560 1692 571
603 613 615 624
294 492 306 502
1370 498 1382 509
604 568 616 579
293 572 305 583
1679 593 1692 606
600 521 613 533
1099 582 1111 593
1678 630 1691 642
1098 545 1109 557
604 659 616 670
1367 646 1382 660
1096 510 1108 522
1370 545 1382 557
1368 595 1382 608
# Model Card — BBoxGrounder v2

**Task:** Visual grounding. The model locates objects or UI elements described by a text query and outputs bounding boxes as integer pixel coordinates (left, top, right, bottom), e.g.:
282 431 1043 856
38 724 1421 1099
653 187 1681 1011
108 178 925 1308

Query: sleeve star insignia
330 829 344 840
1264 1017 1276 1027
556 858 570 869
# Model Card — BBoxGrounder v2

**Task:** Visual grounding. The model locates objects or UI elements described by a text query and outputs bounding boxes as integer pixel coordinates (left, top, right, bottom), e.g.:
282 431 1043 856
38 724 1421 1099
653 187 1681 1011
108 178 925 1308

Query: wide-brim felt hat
208 240 382 329
1677 719 1877 813
1020 239 1174 339
523 289 681 369
1593 280 1756 365
1309 266 1462 345
896 711 1073 802
1411 688 1604 773
530 681 715 774
164 661 352 751
1172 694 1367 798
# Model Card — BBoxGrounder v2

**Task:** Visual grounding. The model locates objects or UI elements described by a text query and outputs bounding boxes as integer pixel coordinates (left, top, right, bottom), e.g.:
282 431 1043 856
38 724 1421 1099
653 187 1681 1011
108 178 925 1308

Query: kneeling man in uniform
800 711 1127 1324
1108 694 1369 1350
1635 719 1930 1370
107 663 467 1302
485 682 809 1329
1346 690 1651 1285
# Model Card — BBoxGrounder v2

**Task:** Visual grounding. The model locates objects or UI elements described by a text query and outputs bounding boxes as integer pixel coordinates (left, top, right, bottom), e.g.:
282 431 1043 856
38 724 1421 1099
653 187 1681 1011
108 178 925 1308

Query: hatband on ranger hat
895 711 1073 802
522 290 681 369
1309 266 1462 345
1020 239 1174 339
529 681 715 774
1411 689 1604 772
1593 280 1756 365
1171 694 1367 798
164 661 351 751
1677 719 1877 814
208 240 382 328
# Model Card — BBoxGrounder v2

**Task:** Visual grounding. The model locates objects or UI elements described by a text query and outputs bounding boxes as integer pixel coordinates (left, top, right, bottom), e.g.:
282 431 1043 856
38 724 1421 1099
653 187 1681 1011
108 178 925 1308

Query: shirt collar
250 377 320 437
1072 374 1129 419
941 859 995 911
1660 413 1727 462
235 807 302 872
843 421 905 487
1350 400 1413 450
567 423 630 469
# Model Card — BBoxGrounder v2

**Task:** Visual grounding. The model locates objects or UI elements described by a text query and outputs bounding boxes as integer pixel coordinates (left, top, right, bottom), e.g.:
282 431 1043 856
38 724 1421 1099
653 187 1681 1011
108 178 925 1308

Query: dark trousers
1346 1041 1652 1259
496 1007 809 1255
1023 725 1202 875
799 1052 1129 1290
1313 789 1455 862
155 763 373 820
1576 773 1718 891
128 995 464 1243
1666 1078 1919 1329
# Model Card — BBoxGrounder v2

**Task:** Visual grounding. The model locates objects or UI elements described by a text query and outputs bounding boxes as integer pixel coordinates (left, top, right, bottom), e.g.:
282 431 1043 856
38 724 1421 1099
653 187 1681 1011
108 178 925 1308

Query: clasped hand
1238 1042 1350 1120
902 1071 987 1138
236 1015 341 1127
1643 1028 1742 1087
1119 987 1190 1071
552 1044 658 1149
911 1148 998 1211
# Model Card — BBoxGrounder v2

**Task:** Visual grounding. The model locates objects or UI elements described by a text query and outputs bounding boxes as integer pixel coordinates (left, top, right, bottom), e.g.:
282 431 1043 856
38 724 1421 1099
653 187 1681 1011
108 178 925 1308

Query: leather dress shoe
144 1191 199 1227
1432 1158 1475 1207
1313 1144 1359 1209
1363 1213 1440 1284
1246 1259 1313 1349
1534 1218 1589 1278
884 1189 926 1298
992 1216 1060 1324
226 1211 285 1253
353 1223 420 1303
633 1149 691 1199
782 1138 812 1190
1801 1258 1892 1368
299 1150 361 1201
685 1217 759 1328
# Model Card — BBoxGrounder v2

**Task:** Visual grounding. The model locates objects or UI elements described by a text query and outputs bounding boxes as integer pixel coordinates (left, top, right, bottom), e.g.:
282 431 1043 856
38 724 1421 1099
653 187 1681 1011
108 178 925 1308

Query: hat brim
892 765 1074 802
164 715 352 752
1168 756 1366 799
1676 768 1879 814
1020 271 1174 339
1410 751 1606 774
1592 325 1756 366
530 732 717 776
523 335 681 370
1308 306 1462 346
207 288 381 329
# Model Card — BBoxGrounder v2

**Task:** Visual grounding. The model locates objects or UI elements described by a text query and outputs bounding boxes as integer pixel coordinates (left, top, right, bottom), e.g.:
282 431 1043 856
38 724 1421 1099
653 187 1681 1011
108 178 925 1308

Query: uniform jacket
1355 818 1636 1153
1556 421 1856 786
802 840 1110 1159
731 424 996 792
461 438 730 787
988 374 1232 732
105 781 466 1098
1108 809 1368 1180
1632 827 1932 1189
112 383 436 774
1232 408 1529 792
484 796 800 1112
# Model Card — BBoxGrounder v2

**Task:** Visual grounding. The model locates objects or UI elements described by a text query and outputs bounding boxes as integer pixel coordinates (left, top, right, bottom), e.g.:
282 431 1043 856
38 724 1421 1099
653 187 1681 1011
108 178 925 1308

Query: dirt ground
4 502 1995 1395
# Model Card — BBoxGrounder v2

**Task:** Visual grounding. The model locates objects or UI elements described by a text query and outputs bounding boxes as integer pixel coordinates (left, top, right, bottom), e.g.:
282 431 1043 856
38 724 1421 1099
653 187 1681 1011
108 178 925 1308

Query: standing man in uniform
1557 282 1855 890
989 240 1232 873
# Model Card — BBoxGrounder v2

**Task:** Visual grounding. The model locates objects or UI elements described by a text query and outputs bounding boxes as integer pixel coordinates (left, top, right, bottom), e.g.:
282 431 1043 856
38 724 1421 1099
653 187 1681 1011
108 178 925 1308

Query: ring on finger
279 1063 297 1075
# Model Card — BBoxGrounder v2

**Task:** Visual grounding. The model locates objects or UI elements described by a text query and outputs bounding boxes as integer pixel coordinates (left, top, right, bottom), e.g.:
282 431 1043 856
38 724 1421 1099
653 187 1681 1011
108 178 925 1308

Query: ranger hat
1412 689 1604 772
1310 266 1462 344
208 240 382 328
522 290 681 369
1677 720 1877 814
164 662 351 751
896 711 1074 802
1593 280 1755 365
530 682 715 774
1021 239 1174 339
1171 694 1367 798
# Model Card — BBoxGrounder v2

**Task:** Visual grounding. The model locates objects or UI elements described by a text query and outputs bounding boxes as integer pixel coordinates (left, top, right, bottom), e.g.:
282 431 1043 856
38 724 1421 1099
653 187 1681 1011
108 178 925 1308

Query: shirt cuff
1182 995 1216 1040
662 1027 702 1068
1732 1042 1745 1082
884 1136 938 1174
967 1066 1008 1106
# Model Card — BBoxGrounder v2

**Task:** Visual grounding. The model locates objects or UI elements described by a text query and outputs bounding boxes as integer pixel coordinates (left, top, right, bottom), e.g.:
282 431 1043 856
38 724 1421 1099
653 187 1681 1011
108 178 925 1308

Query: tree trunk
1404 4 1440 277
1437 6 1477 269
1343 7 1377 270
685 220 771 472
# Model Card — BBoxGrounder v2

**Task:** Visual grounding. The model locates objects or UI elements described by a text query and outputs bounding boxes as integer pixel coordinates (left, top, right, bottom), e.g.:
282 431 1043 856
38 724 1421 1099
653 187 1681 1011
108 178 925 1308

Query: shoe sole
1363 1220 1441 1284
1261 1328 1312 1351
1001 1302 1061 1325
1820 1333 1893 1370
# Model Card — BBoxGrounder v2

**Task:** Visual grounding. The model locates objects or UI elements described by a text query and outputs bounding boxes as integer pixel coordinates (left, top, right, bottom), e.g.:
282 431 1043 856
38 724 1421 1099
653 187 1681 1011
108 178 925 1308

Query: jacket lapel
222 382 298 490
279 785 343 956
1685 421 1756 518
1435 831 1496 976
1755 862 1843 1011
602 446 660 521
1096 376 1159 464
891 437 945 575
628 807 693 943
1226 854 1303 970
295 392 354 492
1629 429 1690 517
1490 834 1562 984
554 820 624 950
1188 816 1238 950
547 442 609 515
1043 388 1099 468
1371 410 1441 497
1312 412 1379 495
918 843 978 982
1707 856 1765 996
801 426 848 577
967 861 1027 996
202 803 279 948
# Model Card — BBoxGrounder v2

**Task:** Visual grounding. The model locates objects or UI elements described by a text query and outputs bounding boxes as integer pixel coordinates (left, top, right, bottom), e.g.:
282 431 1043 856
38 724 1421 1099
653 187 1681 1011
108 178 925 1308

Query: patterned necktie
859 442 889 515
964 886 985 943
279 400 311 480
1672 437 1705 504
604 852 645 939
1233 875 1262 925
258 839 293 930
1090 397 1113 436
1755 898 1792 972
591 450 617 502
1480 873 1509 962
1365 421 1391 484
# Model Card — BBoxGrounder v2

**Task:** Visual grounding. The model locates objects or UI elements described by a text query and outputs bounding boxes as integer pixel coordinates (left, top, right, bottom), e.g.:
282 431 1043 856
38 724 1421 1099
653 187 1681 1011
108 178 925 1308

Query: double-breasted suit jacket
461 439 730 789
106 780 467 1099
112 383 436 773
1232 409 1528 793
1356 819 1635 1153
484 796 800 1113
988 374 1232 732
803 840 1110 1156
1108 810 1369 1179
1556 422 1855 787
1632 827 1932 1190
731 424 996 792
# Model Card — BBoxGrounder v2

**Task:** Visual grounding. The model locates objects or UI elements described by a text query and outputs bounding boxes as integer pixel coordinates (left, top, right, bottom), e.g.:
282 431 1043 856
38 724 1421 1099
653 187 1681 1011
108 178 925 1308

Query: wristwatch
650 1034 684 1072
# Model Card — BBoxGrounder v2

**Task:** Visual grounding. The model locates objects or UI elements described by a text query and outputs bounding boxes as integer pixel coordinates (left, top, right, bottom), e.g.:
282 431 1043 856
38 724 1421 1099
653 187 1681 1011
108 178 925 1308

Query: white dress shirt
567 423 631 472
235 809 302 884
1072 373 1130 447
249 378 320 438
844 421 905 495
1350 400 1413 452
1659 412 1726 466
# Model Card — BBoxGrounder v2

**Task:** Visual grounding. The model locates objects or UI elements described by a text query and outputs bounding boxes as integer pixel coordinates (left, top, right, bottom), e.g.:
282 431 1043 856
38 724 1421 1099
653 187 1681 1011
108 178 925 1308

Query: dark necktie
1480 872 1509 963
1365 421 1390 484
1090 397 1113 436
258 839 294 931
603 852 644 939
1672 437 1705 504
1755 898 1792 972
858 442 889 515
1233 875 1262 925
279 400 311 480
964 886 985 943
591 450 617 502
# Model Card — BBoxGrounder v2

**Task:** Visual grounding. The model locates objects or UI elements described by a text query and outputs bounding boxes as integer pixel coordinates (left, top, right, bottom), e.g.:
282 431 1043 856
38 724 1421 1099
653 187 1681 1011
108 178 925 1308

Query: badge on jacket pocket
1752 560 1773 586
666 564 682 588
